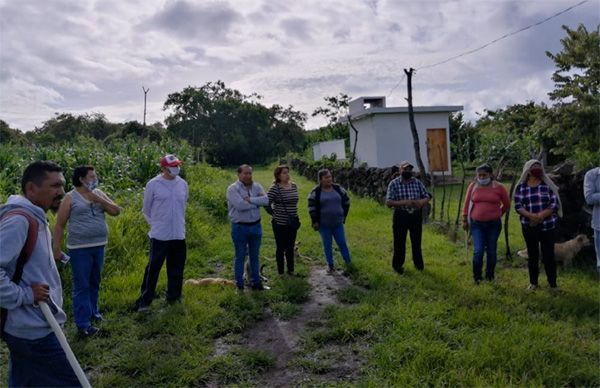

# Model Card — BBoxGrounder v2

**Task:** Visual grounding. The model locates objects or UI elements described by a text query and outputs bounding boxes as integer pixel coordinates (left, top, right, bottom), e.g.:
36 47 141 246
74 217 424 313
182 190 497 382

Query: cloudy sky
0 0 598 132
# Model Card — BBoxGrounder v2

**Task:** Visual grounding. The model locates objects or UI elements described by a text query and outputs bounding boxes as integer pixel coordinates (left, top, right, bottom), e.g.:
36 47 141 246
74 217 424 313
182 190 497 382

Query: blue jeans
319 223 351 267
69 245 105 329
594 229 600 273
470 219 502 281
231 223 262 288
4 332 80 387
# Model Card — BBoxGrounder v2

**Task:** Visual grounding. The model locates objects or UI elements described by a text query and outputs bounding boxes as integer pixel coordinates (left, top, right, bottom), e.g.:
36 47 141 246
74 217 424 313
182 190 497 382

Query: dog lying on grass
517 234 591 266
186 258 268 288
185 278 235 287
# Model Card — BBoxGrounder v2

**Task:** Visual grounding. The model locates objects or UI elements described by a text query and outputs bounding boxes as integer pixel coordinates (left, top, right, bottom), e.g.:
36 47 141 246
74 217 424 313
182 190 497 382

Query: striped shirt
267 183 299 226
386 177 431 212
514 182 559 231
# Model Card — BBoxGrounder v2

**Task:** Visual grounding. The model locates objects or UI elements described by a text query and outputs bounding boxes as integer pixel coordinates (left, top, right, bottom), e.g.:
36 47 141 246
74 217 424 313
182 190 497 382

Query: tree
309 94 353 153
545 24 600 167
311 93 351 126
475 102 552 164
0 120 25 145
26 113 117 145
449 112 478 162
164 81 306 165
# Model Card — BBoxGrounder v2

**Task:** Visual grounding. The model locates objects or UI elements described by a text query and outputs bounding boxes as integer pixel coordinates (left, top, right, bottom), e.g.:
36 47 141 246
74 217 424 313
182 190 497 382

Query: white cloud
0 0 596 131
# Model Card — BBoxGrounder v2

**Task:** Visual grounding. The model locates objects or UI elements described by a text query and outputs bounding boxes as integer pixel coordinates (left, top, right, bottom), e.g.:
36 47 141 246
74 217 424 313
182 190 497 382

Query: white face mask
167 166 180 177
477 177 491 185
85 180 98 191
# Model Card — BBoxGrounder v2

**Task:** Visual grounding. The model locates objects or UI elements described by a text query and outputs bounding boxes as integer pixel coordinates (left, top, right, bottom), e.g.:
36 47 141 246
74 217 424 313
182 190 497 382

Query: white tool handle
38 301 92 388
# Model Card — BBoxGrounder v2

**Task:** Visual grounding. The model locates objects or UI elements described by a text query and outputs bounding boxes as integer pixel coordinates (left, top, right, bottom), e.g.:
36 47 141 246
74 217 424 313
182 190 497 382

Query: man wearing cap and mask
134 154 189 312
386 160 431 274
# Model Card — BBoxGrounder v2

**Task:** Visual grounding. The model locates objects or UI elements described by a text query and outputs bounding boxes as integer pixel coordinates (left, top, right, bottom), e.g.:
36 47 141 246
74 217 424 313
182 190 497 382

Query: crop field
0 141 598 386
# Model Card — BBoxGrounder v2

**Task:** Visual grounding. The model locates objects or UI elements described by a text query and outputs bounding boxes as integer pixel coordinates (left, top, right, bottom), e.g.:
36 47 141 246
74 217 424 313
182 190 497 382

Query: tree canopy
164 81 306 166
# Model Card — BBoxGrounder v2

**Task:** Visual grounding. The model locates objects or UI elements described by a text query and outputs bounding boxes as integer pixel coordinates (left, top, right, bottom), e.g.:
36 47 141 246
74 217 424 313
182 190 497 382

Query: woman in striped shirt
513 160 562 291
267 165 300 275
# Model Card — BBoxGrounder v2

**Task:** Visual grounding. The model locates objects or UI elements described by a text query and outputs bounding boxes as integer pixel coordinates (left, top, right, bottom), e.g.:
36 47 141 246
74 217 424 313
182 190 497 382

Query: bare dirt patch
213 266 366 387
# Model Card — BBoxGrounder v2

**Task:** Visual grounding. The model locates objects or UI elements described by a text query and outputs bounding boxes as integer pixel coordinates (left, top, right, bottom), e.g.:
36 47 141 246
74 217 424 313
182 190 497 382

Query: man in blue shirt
227 165 269 290
386 161 431 274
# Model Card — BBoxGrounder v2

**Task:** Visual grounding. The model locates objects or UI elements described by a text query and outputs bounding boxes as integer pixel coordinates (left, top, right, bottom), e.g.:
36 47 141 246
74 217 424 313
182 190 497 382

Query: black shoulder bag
277 184 301 230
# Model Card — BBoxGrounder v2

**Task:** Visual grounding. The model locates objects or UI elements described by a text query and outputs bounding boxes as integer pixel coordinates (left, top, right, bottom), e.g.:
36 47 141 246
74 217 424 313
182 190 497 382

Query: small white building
313 139 347 161
344 96 462 174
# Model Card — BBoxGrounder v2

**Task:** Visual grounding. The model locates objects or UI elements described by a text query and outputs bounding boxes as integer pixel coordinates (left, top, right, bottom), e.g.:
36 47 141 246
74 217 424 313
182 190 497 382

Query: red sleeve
462 182 474 216
498 183 510 215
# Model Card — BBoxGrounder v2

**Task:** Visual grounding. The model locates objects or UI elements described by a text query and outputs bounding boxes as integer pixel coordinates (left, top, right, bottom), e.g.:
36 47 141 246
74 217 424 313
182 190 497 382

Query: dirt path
213 266 365 387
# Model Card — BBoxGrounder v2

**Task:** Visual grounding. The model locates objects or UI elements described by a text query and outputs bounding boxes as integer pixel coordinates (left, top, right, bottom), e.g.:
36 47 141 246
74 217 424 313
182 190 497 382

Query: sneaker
549 285 562 293
327 266 336 274
395 267 404 275
474 279 481 285
526 284 538 291
251 283 265 291
136 305 150 312
78 326 99 338
92 314 103 322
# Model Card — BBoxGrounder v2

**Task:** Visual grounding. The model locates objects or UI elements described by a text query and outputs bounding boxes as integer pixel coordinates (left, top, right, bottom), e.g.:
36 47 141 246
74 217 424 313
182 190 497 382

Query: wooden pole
404 68 428 185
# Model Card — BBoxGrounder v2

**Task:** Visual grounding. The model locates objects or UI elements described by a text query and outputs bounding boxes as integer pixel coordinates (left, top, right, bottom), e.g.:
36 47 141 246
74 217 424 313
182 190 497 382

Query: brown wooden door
426 128 448 172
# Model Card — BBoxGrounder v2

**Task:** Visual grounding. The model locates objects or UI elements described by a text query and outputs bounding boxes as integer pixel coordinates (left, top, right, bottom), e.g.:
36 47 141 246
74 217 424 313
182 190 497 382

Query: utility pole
347 115 359 168
404 68 428 184
142 86 149 126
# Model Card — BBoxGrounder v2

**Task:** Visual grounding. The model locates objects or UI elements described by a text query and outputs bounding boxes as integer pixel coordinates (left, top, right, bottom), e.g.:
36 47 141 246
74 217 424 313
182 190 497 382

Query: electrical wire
417 0 590 71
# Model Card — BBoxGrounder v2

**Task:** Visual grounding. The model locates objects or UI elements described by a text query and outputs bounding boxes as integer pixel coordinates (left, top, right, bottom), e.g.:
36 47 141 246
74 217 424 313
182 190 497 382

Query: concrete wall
312 139 346 160
350 111 452 174
350 115 378 166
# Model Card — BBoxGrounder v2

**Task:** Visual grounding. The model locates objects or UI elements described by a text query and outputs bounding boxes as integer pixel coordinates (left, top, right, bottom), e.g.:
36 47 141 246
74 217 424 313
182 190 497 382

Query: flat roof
342 105 463 122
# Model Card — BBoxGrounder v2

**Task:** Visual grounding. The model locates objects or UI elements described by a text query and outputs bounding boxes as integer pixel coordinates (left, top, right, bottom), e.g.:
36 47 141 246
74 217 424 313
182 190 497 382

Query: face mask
530 168 543 178
477 177 491 185
168 166 180 177
401 171 413 180
86 180 98 191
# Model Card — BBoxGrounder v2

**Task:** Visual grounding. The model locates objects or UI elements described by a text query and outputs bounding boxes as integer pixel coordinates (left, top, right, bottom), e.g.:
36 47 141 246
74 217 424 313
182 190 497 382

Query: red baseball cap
160 154 182 167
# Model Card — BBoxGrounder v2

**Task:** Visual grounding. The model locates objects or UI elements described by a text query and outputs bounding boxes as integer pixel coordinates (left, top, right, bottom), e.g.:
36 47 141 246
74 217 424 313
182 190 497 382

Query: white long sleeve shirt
584 167 600 231
142 175 188 240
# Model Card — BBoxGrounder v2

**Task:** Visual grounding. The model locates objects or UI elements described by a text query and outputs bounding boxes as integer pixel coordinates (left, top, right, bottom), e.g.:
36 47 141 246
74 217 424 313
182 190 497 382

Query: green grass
0 160 598 387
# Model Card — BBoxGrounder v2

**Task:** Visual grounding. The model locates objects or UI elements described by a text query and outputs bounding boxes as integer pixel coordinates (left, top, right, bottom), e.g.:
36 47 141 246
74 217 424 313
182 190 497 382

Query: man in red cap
134 154 189 312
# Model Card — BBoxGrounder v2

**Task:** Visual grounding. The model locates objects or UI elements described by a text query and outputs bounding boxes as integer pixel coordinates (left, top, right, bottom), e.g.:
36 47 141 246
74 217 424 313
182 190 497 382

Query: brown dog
185 278 235 287
517 234 591 266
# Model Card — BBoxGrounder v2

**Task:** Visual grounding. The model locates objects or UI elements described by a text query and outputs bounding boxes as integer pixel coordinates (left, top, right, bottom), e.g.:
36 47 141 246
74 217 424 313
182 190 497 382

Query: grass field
0 157 598 387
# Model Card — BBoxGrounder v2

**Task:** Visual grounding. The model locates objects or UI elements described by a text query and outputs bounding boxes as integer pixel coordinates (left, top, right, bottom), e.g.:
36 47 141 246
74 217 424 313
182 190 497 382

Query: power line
387 73 406 97
417 0 589 71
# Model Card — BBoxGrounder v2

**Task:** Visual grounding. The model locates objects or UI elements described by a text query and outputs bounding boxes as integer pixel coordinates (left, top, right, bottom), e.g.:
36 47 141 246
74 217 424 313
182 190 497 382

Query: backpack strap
0 209 39 340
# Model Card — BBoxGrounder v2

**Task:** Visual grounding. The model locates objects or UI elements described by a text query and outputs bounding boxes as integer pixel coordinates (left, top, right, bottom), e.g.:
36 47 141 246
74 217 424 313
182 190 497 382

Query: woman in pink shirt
462 164 510 284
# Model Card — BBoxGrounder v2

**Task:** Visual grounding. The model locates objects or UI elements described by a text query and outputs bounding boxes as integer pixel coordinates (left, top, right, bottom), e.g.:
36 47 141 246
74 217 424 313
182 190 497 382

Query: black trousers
522 226 557 287
272 221 297 274
392 210 424 271
136 238 187 307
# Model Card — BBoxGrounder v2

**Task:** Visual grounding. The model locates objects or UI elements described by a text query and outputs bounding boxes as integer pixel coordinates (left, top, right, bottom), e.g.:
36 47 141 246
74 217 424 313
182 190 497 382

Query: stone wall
288 158 594 244
548 163 593 243
288 158 396 204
